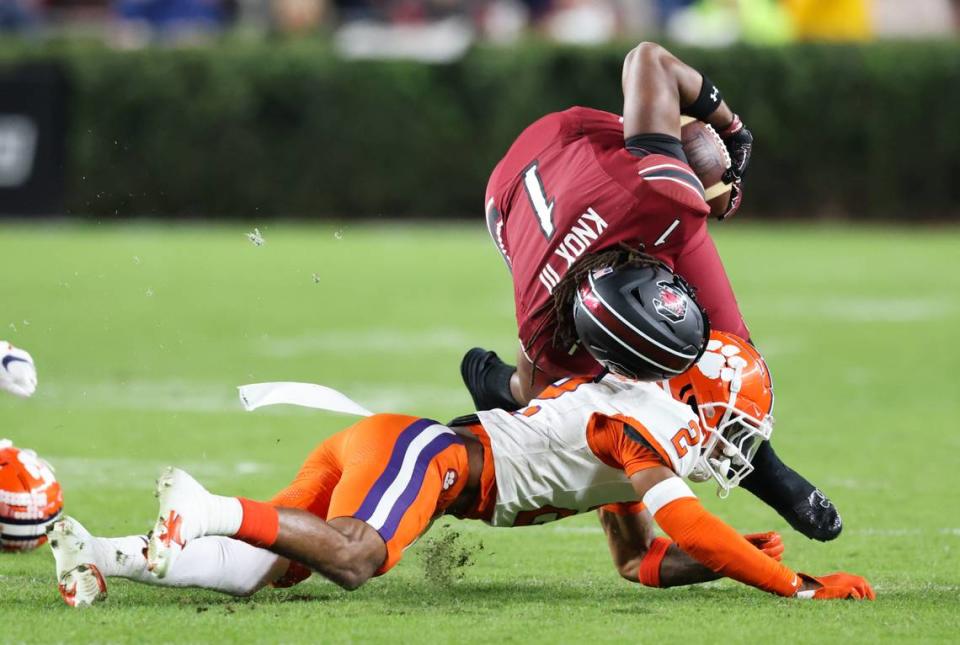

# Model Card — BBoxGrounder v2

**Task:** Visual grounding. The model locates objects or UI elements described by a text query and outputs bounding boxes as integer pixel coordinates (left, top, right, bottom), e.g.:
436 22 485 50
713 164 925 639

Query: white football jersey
476 375 701 527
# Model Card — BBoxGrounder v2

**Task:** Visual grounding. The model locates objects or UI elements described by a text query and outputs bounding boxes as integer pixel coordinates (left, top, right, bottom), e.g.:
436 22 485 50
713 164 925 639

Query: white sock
96 534 289 596
204 494 244 536
94 535 151 580
154 536 288 596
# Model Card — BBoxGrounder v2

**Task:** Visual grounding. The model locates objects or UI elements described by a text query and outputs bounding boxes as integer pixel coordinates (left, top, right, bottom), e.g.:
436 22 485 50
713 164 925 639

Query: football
680 116 733 218
0 440 63 552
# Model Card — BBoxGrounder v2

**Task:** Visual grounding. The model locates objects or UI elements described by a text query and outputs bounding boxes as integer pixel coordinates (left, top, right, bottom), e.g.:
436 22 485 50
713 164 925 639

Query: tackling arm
599 505 719 587
599 506 784 588
629 466 874 599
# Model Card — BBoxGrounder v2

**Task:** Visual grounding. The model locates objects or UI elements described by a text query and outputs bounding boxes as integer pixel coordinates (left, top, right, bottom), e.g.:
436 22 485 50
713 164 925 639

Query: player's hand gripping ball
680 118 739 220
0 440 63 551
0 342 37 398
719 114 753 183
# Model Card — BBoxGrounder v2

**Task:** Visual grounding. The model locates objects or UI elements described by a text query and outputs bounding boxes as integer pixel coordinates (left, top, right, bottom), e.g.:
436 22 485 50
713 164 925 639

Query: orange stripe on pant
269 414 469 576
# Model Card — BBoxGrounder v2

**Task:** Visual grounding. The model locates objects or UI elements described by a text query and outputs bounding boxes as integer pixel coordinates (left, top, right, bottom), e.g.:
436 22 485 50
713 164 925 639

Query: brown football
680 116 732 218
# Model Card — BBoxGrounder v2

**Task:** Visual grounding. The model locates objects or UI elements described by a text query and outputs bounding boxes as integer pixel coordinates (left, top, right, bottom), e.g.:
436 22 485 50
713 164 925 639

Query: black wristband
682 74 722 121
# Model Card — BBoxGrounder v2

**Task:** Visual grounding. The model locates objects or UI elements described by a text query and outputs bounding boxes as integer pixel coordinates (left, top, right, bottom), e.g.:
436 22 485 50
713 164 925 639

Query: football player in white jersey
48 330 873 606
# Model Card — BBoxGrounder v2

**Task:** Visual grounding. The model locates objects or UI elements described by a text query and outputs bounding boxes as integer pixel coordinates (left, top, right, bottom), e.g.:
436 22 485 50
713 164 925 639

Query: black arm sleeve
625 133 687 164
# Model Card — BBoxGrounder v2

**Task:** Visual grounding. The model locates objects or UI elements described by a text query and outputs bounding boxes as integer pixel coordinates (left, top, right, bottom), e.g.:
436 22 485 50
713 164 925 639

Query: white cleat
48 517 107 608
147 467 210 578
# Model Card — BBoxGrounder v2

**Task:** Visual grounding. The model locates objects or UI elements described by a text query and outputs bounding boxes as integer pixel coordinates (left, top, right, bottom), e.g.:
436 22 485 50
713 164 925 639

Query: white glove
0 341 37 398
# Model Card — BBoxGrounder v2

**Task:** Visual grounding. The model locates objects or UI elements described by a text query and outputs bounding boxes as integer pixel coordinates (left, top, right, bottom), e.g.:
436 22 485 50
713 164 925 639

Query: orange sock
234 498 280 548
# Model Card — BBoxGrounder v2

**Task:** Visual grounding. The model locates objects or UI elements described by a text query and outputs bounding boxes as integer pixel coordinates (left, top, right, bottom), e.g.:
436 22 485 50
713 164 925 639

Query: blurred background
2 0 959 47
1 0 959 220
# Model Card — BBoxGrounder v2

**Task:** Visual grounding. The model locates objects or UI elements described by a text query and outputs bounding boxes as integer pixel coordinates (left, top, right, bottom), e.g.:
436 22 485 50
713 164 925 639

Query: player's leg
233 509 385 591
145 466 385 591
461 345 560 410
52 427 361 606
461 347 522 410
146 422 351 580
147 415 469 590
48 516 287 607
241 415 470 588
672 228 842 541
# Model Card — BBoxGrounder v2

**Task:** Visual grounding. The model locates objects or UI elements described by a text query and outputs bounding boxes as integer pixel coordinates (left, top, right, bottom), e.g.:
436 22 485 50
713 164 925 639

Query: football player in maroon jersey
461 42 841 543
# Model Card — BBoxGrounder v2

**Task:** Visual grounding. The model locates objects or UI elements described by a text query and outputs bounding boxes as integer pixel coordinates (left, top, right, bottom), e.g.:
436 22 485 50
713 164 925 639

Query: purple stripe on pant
376 432 463 541
353 418 437 522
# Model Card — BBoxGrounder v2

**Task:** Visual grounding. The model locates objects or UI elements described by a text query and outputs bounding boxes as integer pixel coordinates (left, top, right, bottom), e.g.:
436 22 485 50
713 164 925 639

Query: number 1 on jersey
523 162 556 239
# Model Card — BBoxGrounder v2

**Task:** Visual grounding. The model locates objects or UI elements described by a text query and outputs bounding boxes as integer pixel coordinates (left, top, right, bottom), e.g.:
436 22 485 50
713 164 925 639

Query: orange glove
798 573 876 600
744 532 785 561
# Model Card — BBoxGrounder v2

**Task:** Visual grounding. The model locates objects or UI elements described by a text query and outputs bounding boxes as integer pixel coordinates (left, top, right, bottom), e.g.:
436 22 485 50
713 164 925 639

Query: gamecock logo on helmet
653 281 688 322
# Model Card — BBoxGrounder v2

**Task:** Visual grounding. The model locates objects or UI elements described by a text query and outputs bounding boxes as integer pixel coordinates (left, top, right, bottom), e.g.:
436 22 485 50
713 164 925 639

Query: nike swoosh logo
2 355 28 370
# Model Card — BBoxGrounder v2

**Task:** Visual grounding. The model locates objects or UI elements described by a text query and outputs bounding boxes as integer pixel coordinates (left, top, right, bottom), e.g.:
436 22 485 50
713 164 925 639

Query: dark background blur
1 0 959 219
4 0 958 45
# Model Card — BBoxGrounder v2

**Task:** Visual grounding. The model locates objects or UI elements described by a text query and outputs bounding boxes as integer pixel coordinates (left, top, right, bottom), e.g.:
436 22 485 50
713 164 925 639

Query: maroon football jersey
485 106 711 377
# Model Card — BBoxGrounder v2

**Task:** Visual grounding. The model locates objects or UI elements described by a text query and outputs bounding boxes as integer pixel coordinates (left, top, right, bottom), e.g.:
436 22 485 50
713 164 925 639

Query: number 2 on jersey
671 421 702 458
523 162 556 239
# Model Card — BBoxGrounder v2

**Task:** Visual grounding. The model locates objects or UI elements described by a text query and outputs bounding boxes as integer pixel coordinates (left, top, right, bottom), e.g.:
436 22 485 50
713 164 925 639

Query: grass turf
0 221 958 643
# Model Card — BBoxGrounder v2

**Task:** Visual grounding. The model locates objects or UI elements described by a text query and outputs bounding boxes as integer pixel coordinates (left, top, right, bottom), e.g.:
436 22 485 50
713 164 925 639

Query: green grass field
1 221 958 643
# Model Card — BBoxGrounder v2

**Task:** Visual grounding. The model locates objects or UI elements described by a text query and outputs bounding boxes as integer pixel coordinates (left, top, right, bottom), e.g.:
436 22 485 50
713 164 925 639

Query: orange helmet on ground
0 440 63 551
666 331 774 496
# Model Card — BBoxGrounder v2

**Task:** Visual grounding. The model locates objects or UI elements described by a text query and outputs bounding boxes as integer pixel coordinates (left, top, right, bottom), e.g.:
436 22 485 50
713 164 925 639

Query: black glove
719 114 753 184
719 180 742 221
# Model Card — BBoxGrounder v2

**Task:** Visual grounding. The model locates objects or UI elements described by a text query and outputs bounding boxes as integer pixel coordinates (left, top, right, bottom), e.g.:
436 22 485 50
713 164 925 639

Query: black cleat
741 442 842 542
788 488 842 542
460 348 521 412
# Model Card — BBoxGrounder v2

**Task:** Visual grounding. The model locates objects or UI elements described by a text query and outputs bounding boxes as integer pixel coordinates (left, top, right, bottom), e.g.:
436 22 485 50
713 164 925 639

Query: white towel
237 382 374 417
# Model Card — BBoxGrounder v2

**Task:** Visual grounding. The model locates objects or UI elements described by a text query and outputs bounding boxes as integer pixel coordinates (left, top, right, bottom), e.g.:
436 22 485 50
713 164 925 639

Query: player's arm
630 466 874 599
599 504 784 588
599 504 718 587
621 42 752 187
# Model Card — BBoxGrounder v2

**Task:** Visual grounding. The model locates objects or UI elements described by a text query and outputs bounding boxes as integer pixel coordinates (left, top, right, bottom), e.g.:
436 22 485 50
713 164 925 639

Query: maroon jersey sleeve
485 107 710 379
